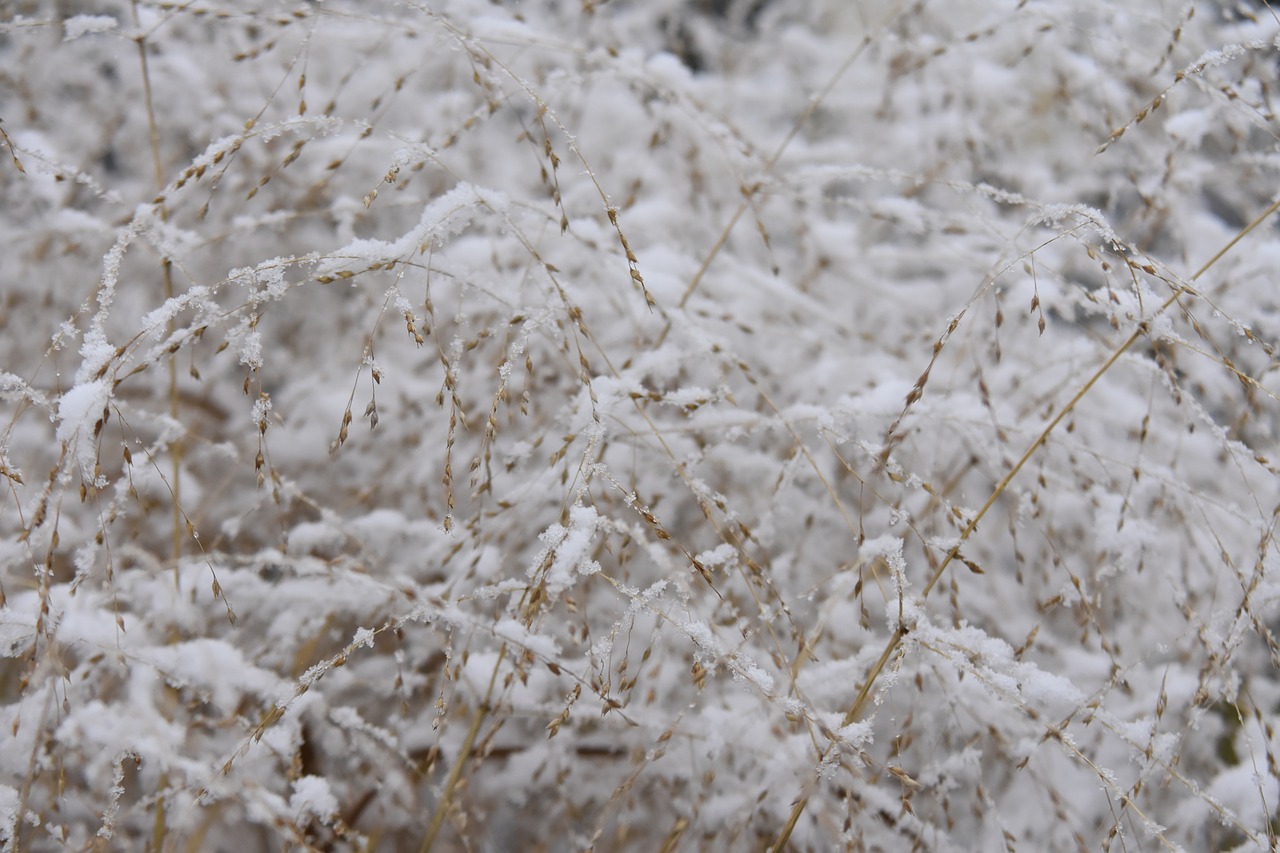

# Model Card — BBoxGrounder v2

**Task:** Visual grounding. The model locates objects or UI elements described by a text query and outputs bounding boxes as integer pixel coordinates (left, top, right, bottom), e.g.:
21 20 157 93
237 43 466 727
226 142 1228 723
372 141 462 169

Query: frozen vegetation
2 0 1280 849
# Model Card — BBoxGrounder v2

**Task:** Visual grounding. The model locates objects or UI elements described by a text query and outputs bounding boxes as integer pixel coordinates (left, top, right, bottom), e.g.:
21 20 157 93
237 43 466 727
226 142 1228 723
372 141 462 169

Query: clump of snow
735 657 775 695
290 776 338 824
55 379 112 485
0 784 18 846
250 395 272 431
1017 667 1084 720
531 505 602 597
226 319 263 370
63 15 117 41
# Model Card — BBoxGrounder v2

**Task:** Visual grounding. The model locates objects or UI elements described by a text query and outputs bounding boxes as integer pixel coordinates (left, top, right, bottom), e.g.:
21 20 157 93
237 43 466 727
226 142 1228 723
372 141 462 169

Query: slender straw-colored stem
131 1 183 588
131 5 183 848
419 646 507 852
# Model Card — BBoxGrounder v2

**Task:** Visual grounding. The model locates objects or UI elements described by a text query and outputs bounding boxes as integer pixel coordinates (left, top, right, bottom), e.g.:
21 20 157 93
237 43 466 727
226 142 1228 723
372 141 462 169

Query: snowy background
2 0 1280 849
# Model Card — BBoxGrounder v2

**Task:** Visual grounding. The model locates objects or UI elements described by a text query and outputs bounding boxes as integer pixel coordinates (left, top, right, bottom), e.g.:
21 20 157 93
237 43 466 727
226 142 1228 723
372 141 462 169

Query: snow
1164 107 1214 148
1206 763 1280 830
74 329 117 386
6 1 1280 849
227 320 263 370
55 378 111 485
0 784 18 848
736 658 775 694
1017 668 1084 720
248 396 272 433
532 504 602 598
494 618 561 661
62 15 117 41
684 620 724 660
290 776 338 823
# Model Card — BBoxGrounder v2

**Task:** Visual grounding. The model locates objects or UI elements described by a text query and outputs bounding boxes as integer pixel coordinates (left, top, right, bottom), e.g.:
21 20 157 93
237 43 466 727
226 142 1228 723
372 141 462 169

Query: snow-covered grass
2 0 1280 850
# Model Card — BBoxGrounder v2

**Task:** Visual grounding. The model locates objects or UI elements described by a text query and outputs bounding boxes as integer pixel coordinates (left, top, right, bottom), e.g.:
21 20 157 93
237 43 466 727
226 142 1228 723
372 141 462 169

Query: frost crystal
227 320 263 370
250 396 272 431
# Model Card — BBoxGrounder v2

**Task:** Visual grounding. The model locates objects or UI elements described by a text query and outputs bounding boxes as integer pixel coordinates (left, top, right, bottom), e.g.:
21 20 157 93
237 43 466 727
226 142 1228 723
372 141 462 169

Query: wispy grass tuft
3 1 1280 851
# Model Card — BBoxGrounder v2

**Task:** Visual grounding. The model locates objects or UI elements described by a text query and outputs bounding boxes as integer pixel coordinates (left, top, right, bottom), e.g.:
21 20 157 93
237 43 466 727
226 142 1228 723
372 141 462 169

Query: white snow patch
1018 668 1084 719
56 379 112 484
533 505 602 597
352 627 376 649
494 618 561 660
736 658 775 694
63 15 117 41
685 620 724 660
290 775 338 823
1164 108 1213 148
0 784 19 846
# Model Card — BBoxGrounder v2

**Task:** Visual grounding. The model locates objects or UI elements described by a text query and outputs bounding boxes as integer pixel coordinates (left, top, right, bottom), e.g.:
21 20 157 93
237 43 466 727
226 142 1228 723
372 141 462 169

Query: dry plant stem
418 646 507 852
133 8 179 846
0 122 26 173
768 194 1280 852
14 683 56 850
152 776 169 852
131 1 183 587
